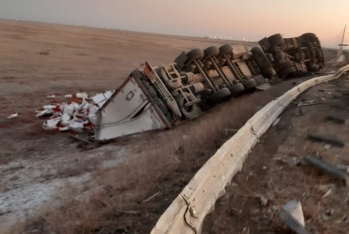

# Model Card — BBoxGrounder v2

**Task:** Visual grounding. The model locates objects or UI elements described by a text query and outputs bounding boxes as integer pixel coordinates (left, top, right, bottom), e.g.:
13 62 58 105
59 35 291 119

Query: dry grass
9 87 291 234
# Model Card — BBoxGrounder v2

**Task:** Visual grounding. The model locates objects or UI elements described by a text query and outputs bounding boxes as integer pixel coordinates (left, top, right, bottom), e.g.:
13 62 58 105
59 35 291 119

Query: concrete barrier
151 64 349 234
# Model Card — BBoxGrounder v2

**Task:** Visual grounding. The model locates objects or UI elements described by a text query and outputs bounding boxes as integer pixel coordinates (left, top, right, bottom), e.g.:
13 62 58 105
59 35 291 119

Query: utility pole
336 25 347 60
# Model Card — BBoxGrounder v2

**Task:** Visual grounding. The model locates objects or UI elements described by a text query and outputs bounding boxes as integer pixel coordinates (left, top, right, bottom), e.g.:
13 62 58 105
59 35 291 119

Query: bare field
0 19 339 233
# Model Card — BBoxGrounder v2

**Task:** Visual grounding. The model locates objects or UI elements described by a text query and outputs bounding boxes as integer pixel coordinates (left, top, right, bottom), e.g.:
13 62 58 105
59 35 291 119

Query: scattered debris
293 157 299 165
42 118 60 130
273 157 287 165
47 95 55 99
259 196 268 207
294 100 318 107
76 92 88 99
224 128 238 136
337 165 349 173
283 200 305 226
68 134 93 144
327 113 347 124
318 184 336 193
39 51 49 55
305 156 349 186
35 90 113 133
262 166 268 170
322 209 334 221
272 118 280 126
7 113 19 119
91 90 114 108
142 191 161 203
255 83 271 91
307 132 345 147
324 144 331 150
278 200 312 234
118 210 140 215
322 189 332 198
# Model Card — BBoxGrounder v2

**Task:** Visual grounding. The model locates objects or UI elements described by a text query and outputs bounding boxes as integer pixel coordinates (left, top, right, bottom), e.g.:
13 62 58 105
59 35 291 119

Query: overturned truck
94 33 324 141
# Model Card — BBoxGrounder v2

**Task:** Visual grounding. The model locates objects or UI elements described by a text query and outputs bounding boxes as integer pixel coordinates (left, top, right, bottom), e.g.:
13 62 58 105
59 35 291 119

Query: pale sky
0 0 348 46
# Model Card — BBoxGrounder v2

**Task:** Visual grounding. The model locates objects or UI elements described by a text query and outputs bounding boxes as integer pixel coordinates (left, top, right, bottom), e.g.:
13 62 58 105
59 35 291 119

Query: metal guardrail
150 64 349 234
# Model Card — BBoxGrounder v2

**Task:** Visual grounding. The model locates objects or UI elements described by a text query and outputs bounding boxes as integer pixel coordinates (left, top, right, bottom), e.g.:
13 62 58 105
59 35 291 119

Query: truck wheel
175 92 202 119
202 46 220 62
242 79 258 90
251 45 271 68
252 75 265 85
261 67 276 79
185 49 204 66
206 87 231 105
174 51 187 70
229 83 245 96
218 44 233 58
268 33 284 47
251 45 275 78
302 33 317 40
276 61 295 70
280 66 297 75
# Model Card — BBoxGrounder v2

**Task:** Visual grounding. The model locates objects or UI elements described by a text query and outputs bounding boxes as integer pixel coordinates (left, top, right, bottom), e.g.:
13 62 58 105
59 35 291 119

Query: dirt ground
0 19 341 233
203 77 349 233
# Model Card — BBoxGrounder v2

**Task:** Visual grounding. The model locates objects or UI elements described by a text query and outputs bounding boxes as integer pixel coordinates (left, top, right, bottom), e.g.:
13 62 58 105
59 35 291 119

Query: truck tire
202 46 220 62
229 83 245 96
268 33 284 47
242 79 257 90
206 87 231 105
280 66 297 75
276 61 295 70
218 44 233 58
250 45 275 78
302 33 317 40
175 92 202 119
251 45 271 68
252 75 265 85
261 67 276 79
174 51 187 70
185 49 204 66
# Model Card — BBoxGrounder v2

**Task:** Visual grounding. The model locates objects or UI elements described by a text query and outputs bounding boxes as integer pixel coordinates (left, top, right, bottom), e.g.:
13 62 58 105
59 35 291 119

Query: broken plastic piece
58 126 70 131
322 189 332 198
88 105 98 125
69 121 84 133
47 95 55 99
64 94 73 98
76 92 88 99
278 200 312 234
283 200 305 227
272 118 280 126
42 118 60 130
7 113 18 119
92 90 115 107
